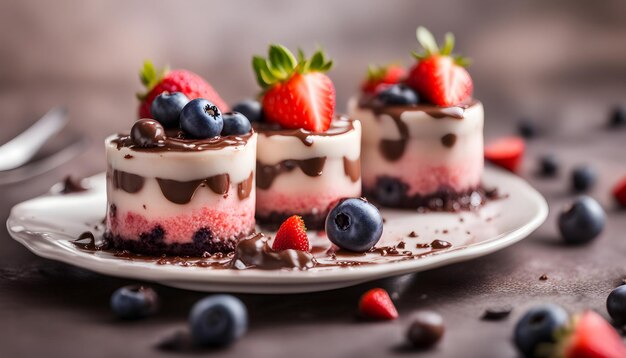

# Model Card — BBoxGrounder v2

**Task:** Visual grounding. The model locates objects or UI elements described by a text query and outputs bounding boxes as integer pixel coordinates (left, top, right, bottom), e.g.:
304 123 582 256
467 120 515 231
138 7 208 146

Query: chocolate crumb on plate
396 241 406 249
481 306 513 321
539 274 548 281
124 154 134 159
408 231 418 238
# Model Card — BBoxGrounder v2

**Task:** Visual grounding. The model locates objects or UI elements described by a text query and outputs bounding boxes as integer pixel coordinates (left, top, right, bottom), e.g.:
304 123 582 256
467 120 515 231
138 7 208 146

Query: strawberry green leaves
411 27 471 67
253 45 333 89
137 60 169 100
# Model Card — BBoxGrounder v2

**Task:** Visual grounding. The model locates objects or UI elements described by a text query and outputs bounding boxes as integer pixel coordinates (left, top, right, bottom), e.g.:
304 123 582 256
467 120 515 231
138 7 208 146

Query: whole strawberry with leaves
406 27 473 107
361 64 406 94
252 45 336 132
137 61 229 119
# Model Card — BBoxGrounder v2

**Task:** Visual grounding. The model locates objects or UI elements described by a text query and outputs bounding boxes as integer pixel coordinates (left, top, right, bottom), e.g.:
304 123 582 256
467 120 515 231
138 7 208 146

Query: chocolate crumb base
103 226 253 256
256 210 328 231
364 176 501 211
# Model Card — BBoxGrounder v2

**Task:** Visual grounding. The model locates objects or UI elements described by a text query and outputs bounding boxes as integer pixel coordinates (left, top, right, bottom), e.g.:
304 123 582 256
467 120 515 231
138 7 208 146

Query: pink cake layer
256 188 360 217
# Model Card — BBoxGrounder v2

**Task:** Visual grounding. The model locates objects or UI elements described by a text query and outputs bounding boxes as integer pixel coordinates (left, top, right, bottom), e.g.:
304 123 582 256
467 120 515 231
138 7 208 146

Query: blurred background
0 0 625 178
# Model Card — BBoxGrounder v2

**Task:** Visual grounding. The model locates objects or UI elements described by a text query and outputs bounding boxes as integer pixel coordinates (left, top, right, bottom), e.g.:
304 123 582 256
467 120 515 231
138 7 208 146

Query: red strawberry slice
359 288 398 320
613 177 626 207
484 137 525 172
272 215 310 252
405 27 473 106
253 45 335 132
361 64 406 94
137 61 229 119
561 310 626 358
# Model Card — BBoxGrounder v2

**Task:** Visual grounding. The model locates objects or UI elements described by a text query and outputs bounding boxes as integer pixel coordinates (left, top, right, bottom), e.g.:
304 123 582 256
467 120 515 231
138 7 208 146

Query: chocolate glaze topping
130 119 166 148
230 233 315 270
111 130 253 152
111 170 145 193
256 157 326 190
254 116 355 147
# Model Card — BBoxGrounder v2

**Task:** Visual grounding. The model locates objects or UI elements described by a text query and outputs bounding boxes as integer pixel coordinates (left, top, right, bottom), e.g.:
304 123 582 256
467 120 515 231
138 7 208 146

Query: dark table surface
1 1 626 357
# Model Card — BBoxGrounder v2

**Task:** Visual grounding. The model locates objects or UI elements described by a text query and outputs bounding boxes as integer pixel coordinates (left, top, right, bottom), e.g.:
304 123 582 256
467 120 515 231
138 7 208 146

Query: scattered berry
189 295 248 347
110 285 159 320
232 99 263 123
571 166 597 192
406 311 444 349
538 154 559 177
150 92 190 127
272 215 310 251
406 27 472 106
221 112 252 136
484 137 525 172
138 61 229 118
130 119 166 147
607 285 626 324
376 84 419 106
609 106 626 127
253 45 335 132
513 303 569 358
361 64 406 94
325 198 383 252
374 177 407 207
359 288 398 320
559 310 626 358
518 118 538 139
613 176 626 207
558 196 605 245
179 98 223 139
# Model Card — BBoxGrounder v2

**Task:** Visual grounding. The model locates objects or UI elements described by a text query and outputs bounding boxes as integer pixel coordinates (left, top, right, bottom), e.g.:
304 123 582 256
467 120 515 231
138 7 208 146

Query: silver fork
0 107 69 171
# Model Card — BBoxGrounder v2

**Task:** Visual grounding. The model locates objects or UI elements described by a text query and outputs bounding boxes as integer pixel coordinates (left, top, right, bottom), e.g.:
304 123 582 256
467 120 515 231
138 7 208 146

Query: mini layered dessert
348 27 485 211
105 65 256 255
246 45 361 229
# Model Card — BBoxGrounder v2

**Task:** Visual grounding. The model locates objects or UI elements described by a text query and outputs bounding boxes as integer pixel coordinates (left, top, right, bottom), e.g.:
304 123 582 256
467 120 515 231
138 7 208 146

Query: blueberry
377 84 419 106
232 99 263 123
221 112 252 136
513 304 569 358
189 295 248 347
609 106 626 127
374 176 407 207
518 118 537 139
406 311 444 349
110 285 159 320
558 196 605 245
607 285 626 324
180 98 223 139
538 154 559 177
325 198 383 252
130 119 166 147
571 165 597 192
150 92 190 127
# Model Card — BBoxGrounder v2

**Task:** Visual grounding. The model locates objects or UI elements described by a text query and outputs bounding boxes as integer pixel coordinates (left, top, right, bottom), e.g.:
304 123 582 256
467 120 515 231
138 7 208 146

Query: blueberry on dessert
104 63 256 256
251 45 362 230
232 99 263 123
349 27 485 211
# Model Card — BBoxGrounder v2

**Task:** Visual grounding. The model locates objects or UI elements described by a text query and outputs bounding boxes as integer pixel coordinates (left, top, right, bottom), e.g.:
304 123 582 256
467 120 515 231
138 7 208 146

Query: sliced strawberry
361 64 406 94
561 310 626 358
405 27 473 106
359 288 398 320
613 176 626 207
271 215 310 252
484 137 525 172
253 45 335 132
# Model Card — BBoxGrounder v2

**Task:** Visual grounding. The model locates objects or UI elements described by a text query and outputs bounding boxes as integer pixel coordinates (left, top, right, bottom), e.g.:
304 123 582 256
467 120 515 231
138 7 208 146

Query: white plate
7 167 547 294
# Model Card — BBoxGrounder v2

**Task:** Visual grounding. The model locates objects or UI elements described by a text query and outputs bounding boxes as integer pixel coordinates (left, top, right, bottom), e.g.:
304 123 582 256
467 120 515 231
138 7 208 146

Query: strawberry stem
412 27 471 67
252 45 333 89
137 60 168 100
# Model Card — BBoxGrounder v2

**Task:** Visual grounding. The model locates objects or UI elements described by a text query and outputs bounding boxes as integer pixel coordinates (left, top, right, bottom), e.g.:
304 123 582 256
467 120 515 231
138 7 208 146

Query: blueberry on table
180 98 224 139
571 166 597 192
325 198 383 252
189 295 248 347
406 311 444 349
607 285 626 324
517 118 538 139
130 119 166 147
232 99 263 123
609 106 626 127
221 112 252 136
558 196 605 245
538 154 559 177
150 91 190 127
376 84 419 106
514 304 569 358
110 285 159 320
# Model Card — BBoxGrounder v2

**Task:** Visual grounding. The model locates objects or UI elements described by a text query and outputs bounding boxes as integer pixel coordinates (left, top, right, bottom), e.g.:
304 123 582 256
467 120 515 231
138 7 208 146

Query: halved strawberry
613 176 626 207
271 215 310 252
405 27 473 106
559 310 626 358
252 45 335 132
358 288 398 320
484 137 525 172
361 64 406 94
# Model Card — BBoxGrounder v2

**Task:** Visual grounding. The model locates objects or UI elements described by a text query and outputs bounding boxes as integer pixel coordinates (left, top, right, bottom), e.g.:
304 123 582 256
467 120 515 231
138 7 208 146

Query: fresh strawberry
361 64 406 94
559 310 626 358
405 27 473 106
271 215 310 252
253 45 335 132
484 137 525 172
137 61 229 119
358 288 398 320
613 176 626 207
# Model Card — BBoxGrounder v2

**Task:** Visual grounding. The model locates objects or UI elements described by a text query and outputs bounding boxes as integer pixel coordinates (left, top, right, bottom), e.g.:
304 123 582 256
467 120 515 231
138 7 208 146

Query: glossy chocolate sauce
343 156 361 182
256 157 326 190
254 116 355 147
237 172 254 200
111 131 253 152
111 170 145 193
230 233 315 270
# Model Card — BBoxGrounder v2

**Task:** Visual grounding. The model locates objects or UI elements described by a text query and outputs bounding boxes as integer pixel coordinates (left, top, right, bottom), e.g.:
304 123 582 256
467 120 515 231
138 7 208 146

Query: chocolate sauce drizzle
230 233 315 270
343 156 361 182
111 170 144 193
111 131 253 152
256 157 326 190
254 116 356 147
